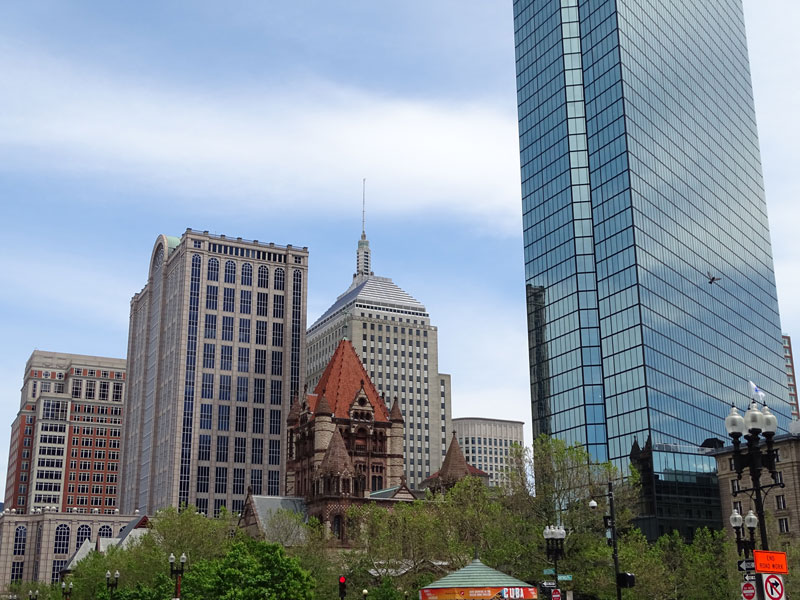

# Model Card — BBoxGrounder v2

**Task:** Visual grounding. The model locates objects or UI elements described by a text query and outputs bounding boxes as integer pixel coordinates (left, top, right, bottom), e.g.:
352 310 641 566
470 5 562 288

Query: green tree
67 506 241 600
181 538 313 600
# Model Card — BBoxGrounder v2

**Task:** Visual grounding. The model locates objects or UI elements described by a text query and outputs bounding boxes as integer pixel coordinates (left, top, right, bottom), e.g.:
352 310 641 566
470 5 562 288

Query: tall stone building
514 0 790 537
4 351 126 514
306 230 451 488
121 229 308 515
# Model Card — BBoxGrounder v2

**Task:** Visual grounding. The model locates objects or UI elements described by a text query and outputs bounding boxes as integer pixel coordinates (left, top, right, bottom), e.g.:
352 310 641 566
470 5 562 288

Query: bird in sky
706 271 722 285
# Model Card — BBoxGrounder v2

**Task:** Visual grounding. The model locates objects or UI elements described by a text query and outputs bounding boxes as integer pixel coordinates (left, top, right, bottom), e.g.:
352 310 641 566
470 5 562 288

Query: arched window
258 266 269 288
332 515 343 540
14 526 27 555
274 268 285 291
98 525 113 538
76 524 91 551
54 524 70 554
207 258 219 282
241 263 253 286
225 260 236 284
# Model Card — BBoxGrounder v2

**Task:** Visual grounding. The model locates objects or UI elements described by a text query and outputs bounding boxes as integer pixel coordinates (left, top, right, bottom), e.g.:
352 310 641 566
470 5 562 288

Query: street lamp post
28 591 39 600
729 509 758 559
105 570 119 598
61 581 73 600
589 481 622 600
169 553 187 599
724 391 784 551
543 524 566 595
362 590 369 599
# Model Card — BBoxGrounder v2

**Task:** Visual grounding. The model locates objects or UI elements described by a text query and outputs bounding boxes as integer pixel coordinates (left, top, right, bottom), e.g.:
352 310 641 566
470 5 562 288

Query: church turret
313 391 336 471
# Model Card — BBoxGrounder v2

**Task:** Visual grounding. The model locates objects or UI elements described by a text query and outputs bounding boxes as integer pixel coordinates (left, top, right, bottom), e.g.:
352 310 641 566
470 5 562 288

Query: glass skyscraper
514 0 790 538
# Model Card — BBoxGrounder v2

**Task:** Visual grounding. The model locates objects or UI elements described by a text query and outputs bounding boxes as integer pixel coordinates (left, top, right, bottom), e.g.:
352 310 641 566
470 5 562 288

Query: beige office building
0 508 135 587
453 417 524 487
4 351 126 515
306 230 451 488
121 229 308 515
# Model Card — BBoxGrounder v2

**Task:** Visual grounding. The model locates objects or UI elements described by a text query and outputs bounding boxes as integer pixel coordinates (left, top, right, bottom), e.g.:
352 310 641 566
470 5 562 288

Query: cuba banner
420 587 538 600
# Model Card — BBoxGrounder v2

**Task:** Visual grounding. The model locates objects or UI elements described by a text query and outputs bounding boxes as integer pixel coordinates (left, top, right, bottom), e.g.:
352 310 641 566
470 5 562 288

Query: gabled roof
319 429 355 475
310 340 390 422
423 558 533 589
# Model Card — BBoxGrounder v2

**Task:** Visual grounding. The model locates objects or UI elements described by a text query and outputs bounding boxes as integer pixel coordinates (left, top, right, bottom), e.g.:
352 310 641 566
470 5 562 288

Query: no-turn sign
763 574 785 600
742 581 756 600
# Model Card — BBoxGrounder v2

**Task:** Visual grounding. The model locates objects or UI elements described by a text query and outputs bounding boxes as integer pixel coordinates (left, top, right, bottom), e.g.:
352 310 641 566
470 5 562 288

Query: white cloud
0 45 522 235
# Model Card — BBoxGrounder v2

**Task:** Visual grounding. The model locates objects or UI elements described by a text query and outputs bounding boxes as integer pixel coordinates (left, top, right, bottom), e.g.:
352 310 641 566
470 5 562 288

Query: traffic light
339 575 347 598
616 572 635 588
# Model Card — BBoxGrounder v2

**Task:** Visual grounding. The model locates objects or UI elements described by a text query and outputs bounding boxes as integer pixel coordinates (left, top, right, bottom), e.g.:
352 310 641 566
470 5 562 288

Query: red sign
420 587 538 600
742 582 756 600
763 575 785 600
551 591 561 600
753 550 789 575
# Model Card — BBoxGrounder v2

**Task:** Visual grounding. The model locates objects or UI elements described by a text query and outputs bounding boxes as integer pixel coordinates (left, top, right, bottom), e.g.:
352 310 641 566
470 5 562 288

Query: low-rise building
713 423 800 543
0 507 137 587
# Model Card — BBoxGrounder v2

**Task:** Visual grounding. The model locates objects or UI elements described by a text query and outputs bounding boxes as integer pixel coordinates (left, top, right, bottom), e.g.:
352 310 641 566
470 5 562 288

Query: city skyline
1 1 798 499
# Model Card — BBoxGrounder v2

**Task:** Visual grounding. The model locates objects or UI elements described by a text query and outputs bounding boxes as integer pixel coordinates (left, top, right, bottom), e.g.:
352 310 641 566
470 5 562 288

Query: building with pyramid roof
306 227 451 489
421 432 489 493
284 339 416 543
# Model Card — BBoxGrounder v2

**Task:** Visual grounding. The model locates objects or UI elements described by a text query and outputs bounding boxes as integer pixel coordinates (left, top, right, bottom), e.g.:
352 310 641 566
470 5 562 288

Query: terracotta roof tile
310 339 390 422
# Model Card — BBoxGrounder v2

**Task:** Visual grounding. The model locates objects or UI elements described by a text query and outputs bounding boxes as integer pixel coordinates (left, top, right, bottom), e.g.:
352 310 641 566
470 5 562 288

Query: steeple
355 178 373 280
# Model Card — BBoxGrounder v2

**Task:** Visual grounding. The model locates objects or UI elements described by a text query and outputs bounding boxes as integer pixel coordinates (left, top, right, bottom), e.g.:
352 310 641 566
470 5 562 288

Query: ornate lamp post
724 386 784 551
28 591 39 600
362 590 369 599
543 524 566 593
729 508 758 558
169 553 187 599
61 581 73 600
105 570 119 598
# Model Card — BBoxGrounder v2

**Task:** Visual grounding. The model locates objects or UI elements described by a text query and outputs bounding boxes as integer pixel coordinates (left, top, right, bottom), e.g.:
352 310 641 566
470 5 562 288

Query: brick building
4 351 126 515
283 339 413 542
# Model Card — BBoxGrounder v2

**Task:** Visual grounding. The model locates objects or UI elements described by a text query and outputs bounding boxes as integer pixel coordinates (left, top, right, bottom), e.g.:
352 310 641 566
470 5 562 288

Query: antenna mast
362 178 366 236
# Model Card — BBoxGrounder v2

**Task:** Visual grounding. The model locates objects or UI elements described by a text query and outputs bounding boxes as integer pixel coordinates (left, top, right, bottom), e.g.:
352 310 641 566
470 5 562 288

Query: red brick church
283 339 414 540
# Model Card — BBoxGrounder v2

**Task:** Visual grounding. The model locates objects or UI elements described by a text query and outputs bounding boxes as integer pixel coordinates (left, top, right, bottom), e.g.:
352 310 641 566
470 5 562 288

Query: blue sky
1 2 798 496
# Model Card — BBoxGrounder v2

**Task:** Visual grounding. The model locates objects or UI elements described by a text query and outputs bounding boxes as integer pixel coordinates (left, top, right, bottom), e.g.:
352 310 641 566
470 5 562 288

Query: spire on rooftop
355 178 373 280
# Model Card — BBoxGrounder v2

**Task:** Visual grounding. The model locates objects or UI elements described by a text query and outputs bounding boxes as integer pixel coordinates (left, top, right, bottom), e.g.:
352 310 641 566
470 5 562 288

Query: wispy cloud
0 44 522 234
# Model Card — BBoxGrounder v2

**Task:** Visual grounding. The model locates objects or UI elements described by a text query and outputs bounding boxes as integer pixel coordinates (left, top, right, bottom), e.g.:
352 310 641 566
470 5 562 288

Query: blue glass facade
515 0 790 538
